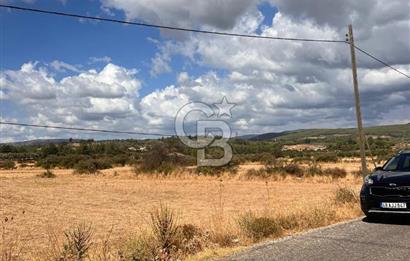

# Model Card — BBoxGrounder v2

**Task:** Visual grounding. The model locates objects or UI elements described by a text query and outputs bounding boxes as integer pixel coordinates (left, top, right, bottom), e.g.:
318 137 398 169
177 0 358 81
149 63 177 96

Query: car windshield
383 154 410 172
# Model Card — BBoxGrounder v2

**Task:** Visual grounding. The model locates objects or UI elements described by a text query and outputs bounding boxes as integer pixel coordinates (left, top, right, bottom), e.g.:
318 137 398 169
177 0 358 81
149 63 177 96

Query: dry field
0 161 364 260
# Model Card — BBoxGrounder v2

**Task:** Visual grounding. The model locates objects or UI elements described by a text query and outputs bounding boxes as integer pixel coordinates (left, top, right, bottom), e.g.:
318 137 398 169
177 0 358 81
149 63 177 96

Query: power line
0 122 174 137
0 4 346 43
354 45 410 79
1 4 409 79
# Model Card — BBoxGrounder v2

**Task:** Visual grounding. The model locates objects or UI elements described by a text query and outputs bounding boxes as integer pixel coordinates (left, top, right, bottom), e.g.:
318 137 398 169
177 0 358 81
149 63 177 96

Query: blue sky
1 1 277 95
3 0 177 96
0 0 409 141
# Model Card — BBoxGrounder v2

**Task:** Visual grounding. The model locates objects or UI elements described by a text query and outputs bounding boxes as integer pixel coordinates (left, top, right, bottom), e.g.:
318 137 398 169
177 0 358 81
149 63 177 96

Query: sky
0 0 409 142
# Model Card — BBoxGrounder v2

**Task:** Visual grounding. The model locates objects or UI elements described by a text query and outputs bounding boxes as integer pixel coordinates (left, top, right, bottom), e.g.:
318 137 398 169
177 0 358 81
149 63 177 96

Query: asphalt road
225 216 410 261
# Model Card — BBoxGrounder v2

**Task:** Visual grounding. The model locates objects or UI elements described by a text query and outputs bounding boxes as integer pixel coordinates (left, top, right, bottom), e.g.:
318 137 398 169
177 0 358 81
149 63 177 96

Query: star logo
214 96 235 118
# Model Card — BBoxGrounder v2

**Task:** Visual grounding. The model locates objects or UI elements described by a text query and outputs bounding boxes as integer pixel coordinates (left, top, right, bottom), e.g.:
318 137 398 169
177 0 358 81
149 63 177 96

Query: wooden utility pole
347 24 368 176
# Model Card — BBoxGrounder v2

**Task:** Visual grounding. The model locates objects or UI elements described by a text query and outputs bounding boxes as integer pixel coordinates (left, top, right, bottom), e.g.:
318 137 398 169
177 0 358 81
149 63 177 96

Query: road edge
224 216 364 260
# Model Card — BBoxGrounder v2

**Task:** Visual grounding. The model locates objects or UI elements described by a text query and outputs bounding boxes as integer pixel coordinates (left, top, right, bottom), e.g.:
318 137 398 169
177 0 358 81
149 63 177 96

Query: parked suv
360 150 410 218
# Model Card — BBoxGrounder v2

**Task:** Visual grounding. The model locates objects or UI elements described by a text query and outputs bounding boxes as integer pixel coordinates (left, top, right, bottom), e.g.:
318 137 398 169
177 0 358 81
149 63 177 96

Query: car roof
398 150 410 154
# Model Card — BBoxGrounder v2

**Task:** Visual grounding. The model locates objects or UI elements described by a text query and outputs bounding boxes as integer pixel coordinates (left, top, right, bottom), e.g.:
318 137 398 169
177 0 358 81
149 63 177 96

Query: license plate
381 202 407 209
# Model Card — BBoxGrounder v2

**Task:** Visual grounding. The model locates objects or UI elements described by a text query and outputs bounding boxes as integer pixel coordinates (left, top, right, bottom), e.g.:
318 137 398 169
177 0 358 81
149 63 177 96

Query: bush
283 163 304 177
140 143 169 171
196 159 239 176
0 160 16 170
61 223 93 260
305 164 323 177
150 205 181 259
112 154 129 166
315 153 339 162
335 187 358 204
37 169 56 178
245 168 269 178
178 224 204 255
74 160 98 174
93 158 113 170
72 158 112 174
134 143 190 175
119 233 156 261
238 212 282 241
209 230 237 247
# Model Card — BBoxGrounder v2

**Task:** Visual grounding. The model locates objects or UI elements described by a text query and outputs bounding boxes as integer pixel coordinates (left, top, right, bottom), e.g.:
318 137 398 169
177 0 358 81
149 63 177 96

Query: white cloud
1 62 57 102
1 62 143 138
60 63 140 98
89 56 112 64
101 0 261 30
50 60 81 73
2 1 409 141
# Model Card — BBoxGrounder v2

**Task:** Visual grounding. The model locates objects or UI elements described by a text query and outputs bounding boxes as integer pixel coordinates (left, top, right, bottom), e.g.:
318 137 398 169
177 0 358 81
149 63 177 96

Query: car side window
383 156 400 171
402 155 410 171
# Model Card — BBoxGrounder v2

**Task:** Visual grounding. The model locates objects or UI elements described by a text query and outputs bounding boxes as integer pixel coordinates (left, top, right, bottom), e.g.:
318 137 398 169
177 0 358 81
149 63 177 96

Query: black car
360 150 410 218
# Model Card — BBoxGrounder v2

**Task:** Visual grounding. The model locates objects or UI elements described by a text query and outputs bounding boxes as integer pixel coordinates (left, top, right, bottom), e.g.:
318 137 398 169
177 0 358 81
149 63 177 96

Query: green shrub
59 155 89 168
196 159 239 176
74 160 98 174
134 143 189 175
94 158 113 170
112 154 129 166
238 212 282 241
72 158 112 174
36 155 63 169
0 160 16 170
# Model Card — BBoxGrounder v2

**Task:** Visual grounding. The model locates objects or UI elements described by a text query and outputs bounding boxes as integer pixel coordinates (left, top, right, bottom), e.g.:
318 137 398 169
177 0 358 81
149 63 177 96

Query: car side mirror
374 166 383 171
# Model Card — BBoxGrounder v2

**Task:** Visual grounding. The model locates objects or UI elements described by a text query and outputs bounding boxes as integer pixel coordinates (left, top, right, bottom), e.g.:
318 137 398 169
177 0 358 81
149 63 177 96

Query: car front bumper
360 186 410 214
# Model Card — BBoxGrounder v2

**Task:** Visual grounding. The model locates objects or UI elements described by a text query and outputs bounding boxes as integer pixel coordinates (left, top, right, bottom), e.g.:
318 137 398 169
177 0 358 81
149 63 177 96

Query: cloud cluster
1 0 409 141
1 62 143 140
101 0 261 30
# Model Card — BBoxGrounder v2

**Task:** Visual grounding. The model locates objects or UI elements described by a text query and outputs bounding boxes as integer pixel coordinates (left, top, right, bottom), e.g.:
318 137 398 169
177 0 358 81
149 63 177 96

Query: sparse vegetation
37 169 56 178
335 187 359 204
61 223 94 260
238 212 282 241
150 205 181 259
323 167 347 179
0 160 16 170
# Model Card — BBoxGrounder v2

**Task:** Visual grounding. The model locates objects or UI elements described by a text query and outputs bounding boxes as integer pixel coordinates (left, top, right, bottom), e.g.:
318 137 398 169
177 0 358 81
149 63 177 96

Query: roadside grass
2 200 361 261
335 186 359 204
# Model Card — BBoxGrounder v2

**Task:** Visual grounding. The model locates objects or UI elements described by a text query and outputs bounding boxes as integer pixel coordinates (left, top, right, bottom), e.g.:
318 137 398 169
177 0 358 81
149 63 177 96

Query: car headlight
364 175 374 185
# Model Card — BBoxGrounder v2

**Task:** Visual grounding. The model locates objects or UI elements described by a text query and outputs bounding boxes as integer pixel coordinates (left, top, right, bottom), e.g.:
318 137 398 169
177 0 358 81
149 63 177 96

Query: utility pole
347 24 368 176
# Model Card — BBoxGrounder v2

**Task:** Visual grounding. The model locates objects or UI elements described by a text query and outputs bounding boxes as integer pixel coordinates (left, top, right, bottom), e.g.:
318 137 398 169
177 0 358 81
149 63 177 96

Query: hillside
244 123 410 141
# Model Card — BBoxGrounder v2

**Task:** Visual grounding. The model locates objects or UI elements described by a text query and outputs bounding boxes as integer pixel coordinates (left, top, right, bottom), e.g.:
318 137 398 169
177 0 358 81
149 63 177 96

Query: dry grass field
0 161 365 260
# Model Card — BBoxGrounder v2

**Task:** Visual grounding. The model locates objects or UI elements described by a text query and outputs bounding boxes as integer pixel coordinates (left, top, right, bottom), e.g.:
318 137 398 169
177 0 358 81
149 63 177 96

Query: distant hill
5 138 88 146
237 123 410 141
4 123 410 145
